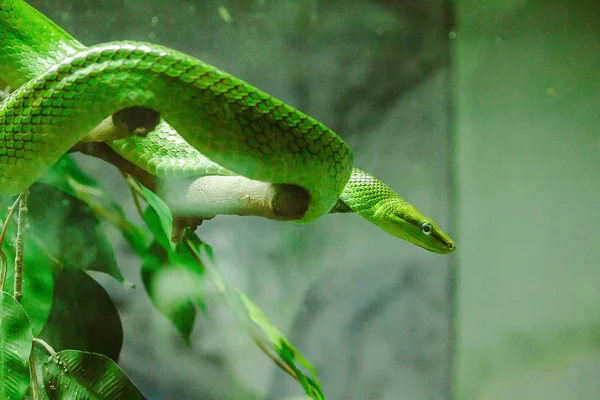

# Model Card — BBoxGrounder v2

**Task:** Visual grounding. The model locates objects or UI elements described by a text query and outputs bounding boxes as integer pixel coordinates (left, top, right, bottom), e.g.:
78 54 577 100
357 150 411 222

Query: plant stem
0 194 22 292
124 173 146 217
0 252 6 293
0 194 21 247
29 343 40 400
251 335 298 379
14 189 29 303
33 337 57 356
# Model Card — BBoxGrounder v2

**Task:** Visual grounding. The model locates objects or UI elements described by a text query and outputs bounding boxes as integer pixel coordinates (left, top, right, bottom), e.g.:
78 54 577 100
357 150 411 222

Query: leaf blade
189 243 326 400
39 269 123 361
0 292 33 399
26 182 126 284
43 350 144 400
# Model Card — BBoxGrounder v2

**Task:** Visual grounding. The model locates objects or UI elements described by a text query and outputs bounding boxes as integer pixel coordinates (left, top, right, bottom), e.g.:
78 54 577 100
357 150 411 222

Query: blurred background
24 0 600 399
455 1 600 399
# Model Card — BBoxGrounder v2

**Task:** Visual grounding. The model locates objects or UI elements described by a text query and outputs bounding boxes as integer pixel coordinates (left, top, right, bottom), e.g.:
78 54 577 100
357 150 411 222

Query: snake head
376 200 456 254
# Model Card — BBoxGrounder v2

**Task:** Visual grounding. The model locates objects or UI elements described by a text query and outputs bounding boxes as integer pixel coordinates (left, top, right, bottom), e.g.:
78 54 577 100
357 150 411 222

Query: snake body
0 0 456 254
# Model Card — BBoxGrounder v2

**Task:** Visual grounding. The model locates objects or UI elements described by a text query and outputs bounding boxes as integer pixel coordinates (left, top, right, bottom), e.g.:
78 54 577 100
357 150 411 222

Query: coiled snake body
0 0 455 254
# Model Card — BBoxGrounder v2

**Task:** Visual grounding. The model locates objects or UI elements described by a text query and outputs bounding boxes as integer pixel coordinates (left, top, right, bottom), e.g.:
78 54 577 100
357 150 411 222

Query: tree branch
0 194 21 291
14 189 29 303
71 108 346 239
72 143 312 225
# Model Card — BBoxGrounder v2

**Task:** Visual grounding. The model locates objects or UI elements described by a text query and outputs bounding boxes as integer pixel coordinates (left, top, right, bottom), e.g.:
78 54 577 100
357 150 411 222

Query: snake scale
0 0 455 254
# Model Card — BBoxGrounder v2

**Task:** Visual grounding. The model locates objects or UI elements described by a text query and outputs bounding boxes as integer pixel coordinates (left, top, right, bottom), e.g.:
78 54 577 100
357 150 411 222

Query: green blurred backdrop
455 0 600 399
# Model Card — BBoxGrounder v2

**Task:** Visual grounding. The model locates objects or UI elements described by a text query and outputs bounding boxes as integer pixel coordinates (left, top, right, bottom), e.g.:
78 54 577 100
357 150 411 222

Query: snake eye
420 222 432 236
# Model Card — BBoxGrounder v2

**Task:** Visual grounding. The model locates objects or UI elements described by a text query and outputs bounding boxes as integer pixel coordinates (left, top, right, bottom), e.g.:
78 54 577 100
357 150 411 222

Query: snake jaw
337 168 457 254
372 201 456 254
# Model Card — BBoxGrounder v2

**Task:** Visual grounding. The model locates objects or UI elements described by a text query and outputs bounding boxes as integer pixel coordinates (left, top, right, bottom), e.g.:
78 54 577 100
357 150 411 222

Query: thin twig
32 337 57 356
124 174 148 199
0 194 22 247
14 189 29 303
73 142 157 191
123 173 146 217
0 195 22 291
29 343 39 400
251 334 299 379
0 252 6 293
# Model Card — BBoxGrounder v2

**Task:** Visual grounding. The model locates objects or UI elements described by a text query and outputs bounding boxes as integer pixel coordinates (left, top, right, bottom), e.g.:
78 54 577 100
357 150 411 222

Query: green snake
0 0 456 254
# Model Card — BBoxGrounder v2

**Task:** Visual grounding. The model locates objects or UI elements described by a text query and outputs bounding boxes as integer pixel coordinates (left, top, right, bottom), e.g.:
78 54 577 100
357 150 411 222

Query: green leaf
43 350 144 399
27 183 127 284
240 294 325 400
41 155 148 256
39 269 123 361
0 291 33 399
141 239 206 344
41 155 101 192
171 230 208 314
142 207 172 253
139 185 208 342
139 184 173 250
2 240 56 336
186 242 326 399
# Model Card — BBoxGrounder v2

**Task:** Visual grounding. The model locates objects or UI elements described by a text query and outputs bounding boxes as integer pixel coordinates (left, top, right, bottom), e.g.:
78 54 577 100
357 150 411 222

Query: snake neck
339 168 401 219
